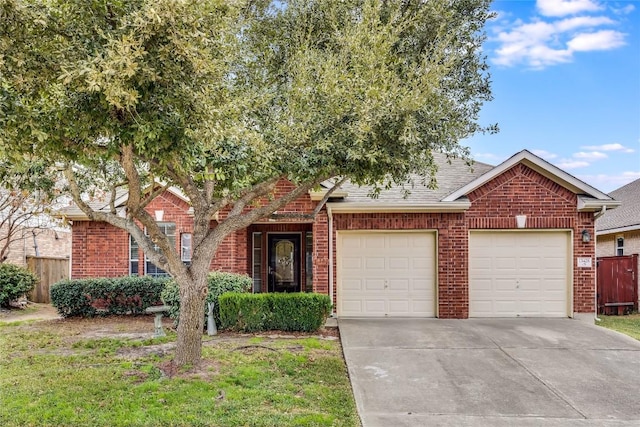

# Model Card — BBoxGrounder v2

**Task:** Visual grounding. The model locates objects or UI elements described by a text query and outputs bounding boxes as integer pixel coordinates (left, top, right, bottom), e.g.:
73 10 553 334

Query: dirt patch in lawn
2 305 340 364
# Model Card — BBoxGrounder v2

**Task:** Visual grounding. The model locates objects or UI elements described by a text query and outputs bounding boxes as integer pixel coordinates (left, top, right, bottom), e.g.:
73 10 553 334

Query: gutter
594 206 606 322
325 201 471 213
327 205 335 317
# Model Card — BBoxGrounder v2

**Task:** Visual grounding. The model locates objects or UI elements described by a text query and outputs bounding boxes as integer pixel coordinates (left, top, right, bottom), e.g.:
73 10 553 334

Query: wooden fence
597 255 638 315
26 256 69 303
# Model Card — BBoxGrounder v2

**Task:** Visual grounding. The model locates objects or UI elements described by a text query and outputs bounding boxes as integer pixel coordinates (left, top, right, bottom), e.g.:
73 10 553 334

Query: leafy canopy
1 0 495 199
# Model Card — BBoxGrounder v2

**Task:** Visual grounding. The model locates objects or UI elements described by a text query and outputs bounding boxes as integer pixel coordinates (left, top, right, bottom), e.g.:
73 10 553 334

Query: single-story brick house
61 149 619 319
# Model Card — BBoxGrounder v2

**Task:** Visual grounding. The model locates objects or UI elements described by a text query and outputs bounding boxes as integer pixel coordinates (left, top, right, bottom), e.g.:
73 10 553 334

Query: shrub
0 263 38 307
161 271 251 326
50 276 168 317
219 292 332 332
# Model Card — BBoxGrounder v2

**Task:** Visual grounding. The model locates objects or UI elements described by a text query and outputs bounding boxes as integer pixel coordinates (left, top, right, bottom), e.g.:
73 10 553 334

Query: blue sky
464 0 640 193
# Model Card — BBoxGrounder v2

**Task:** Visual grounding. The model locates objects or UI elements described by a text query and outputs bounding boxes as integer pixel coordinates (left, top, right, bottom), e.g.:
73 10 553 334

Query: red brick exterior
71 164 597 318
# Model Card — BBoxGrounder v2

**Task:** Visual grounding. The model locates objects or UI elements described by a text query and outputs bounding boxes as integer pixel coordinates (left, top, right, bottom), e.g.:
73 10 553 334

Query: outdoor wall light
581 229 591 243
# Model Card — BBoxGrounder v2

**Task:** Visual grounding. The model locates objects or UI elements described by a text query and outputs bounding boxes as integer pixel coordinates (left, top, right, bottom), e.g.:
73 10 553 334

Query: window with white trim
181 233 192 265
616 236 624 256
145 222 176 277
129 235 139 275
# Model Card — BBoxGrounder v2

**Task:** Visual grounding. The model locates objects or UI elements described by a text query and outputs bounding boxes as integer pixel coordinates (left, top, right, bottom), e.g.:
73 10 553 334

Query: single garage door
337 231 436 317
469 231 571 317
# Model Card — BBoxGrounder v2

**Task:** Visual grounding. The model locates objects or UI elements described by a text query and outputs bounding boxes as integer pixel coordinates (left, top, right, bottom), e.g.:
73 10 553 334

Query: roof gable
442 150 617 211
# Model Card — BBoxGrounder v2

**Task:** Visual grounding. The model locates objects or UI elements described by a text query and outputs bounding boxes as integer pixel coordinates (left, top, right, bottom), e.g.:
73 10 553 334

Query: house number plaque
577 257 592 268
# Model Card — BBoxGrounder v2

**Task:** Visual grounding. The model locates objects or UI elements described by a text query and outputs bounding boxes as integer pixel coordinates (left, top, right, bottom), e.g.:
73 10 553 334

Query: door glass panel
275 240 295 282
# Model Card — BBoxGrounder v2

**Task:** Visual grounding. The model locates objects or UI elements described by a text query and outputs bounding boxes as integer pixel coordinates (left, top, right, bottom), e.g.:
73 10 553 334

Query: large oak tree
0 0 495 366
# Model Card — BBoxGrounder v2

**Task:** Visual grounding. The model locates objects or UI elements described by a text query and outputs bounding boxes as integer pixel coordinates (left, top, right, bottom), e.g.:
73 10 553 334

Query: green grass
0 320 359 427
596 313 640 341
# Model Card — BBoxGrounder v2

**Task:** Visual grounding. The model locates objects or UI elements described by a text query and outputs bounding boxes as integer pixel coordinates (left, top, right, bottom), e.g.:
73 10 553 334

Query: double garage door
337 230 571 318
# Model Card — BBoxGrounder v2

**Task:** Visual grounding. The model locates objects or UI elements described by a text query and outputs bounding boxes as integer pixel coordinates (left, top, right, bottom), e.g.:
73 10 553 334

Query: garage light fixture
581 229 591 243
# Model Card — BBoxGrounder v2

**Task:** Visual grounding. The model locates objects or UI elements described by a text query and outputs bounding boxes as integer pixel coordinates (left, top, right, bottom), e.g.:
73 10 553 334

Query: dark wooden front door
268 234 301 293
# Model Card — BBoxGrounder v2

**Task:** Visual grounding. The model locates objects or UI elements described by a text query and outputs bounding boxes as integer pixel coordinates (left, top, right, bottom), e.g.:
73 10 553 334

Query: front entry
268 234 301 293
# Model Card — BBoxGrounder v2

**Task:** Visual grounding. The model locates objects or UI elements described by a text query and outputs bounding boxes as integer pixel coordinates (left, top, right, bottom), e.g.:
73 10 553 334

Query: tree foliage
0 159 60 263
0 0 495 365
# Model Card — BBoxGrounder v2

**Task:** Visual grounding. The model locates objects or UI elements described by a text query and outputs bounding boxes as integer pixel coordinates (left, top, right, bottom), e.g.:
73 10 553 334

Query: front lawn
596 313 640 341
0 315 359 427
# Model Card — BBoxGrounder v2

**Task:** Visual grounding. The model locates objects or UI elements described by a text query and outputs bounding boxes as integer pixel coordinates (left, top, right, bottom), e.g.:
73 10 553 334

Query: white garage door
469 231 571 317
337 231 436 317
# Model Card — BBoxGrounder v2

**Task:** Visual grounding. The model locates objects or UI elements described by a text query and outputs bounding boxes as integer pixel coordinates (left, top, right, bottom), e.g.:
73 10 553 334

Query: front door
268 234 301 293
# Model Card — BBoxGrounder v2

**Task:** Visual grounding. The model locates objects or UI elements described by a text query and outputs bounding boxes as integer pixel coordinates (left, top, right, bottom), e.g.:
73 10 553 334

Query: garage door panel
342 278 363 291
338 232 436 317
470 231 570 318
388 279 410 291
365 235 385 248
412 278 432 291
364 279 385 291
363 300 386 315
365 258 386 269
341 257 362 270
389 258 410 270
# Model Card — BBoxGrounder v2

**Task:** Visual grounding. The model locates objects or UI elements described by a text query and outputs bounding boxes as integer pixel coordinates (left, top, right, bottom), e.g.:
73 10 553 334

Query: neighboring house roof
596 178 640 235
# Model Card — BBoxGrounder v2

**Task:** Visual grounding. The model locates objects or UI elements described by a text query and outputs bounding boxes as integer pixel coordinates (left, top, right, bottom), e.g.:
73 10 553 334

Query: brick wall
71 183 320 279
70 168 599 318
2 224 71 267
328 164 597 318
466 164 596 316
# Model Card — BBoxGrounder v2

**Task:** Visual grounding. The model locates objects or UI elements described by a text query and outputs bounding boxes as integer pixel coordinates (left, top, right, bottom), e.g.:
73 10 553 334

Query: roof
596 178 640 234
326 152 493 212
58 149 619 219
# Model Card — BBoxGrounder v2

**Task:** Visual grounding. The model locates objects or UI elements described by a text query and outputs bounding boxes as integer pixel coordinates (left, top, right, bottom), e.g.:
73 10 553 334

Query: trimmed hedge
219 292 332 332
0 263 38 307
160 271 251 326
50 276 168 317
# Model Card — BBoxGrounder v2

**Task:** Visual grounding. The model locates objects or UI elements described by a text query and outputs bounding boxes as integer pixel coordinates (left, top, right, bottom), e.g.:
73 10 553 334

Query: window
305 231 313 293
252 232 262 293
145 222 176 278
181 233 192 265
129 235 139 275
616 236 624 256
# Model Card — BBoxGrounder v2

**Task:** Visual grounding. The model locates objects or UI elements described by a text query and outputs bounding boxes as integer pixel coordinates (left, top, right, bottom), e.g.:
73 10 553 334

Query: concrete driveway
339 318 640 426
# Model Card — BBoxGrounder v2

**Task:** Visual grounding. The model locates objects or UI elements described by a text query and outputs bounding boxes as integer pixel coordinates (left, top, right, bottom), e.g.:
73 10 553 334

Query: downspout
32 230 40 257
327 205 335 317
593 206 606 322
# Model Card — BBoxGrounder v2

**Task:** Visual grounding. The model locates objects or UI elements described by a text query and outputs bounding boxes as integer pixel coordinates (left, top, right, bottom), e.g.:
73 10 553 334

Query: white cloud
573 151 608 160
580 143 635 153
612 4 635 15
490 5 626 69
537 0 603 17
472 152 506 164
531 149 558 159
567 30 626 51
555 159 590 169
577 171 640 192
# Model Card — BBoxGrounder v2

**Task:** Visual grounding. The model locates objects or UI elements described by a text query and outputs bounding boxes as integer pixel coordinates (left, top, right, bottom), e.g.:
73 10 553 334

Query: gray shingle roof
335 152 494 204
57 189 129 220
596 178 640 232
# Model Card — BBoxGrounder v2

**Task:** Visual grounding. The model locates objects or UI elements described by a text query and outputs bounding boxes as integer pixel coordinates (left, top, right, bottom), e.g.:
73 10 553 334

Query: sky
464 0 640 193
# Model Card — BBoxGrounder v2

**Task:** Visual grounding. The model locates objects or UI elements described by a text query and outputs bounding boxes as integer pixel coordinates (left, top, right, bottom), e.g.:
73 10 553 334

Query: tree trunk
174 275 207 367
